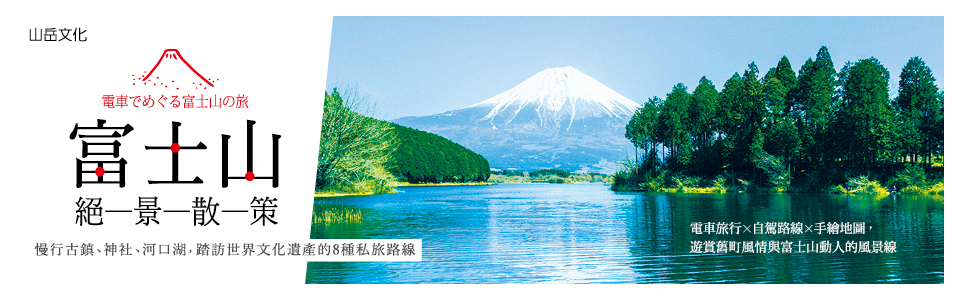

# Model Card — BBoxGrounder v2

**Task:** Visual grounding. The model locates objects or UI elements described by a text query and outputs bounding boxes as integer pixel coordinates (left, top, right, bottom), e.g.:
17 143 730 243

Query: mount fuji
392 66 640 174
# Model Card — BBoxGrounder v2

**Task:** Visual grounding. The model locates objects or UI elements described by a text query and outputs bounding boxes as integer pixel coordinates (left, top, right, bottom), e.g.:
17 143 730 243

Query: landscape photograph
307 17 943 284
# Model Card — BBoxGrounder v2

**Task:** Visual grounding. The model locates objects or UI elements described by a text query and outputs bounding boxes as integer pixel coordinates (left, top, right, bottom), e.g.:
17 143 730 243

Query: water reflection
306 184 944 283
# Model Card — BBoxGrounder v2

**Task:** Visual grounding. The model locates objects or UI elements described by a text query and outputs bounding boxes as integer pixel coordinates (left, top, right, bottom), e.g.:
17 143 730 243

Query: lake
306 183 944 283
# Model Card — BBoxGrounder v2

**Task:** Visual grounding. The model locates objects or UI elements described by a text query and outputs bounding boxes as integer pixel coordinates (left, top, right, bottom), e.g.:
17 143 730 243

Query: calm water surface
306 183 943 283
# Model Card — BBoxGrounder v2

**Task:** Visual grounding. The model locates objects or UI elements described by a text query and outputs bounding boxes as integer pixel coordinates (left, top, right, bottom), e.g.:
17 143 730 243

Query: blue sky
325 17 944 120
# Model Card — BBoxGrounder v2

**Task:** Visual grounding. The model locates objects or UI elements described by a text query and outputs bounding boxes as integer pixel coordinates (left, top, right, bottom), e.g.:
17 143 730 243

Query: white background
0 0 953 298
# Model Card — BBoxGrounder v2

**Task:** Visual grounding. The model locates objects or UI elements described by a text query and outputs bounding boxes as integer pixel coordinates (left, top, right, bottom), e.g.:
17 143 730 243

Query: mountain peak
466 66 639 126
544 66 578 72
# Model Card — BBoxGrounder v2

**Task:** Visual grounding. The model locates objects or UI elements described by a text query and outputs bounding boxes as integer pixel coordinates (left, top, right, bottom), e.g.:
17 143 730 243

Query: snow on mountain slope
465 66 639 131
393 67 640 173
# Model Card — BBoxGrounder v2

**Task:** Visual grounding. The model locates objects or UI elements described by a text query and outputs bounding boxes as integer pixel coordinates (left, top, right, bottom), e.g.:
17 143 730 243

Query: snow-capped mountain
393 66 640 173
467 66 639 131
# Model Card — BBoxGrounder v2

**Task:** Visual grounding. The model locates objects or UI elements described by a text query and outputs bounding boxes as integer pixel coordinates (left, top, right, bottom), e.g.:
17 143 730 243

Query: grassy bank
613 170 943 196
898 182 945 195
315 181 494 196
312 205 363 225
829 176 889 195
612 172 731 193
314 190 387 198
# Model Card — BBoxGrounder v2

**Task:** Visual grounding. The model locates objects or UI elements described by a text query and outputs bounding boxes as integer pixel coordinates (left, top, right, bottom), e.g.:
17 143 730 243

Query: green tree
625 96 662 168
659 83 692 172
895 56 942 167
834 57 894 175
761 77 800 169
716 73 743 169
687 77 721 176
717 64 766 178
766 56 798 108
689 76 719 149
316 89 396 193
756 152 792 191
793 46 839 182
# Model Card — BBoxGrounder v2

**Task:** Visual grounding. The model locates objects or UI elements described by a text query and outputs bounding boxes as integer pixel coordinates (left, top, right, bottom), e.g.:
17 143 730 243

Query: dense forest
615 46 943 193
315 89 491 194
388 124 490 184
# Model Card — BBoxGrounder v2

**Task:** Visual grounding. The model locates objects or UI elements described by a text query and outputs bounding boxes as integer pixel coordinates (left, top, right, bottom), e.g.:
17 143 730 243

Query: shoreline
610 188 943 196
316 182 942 196
314 191 385 198
396 182 497 187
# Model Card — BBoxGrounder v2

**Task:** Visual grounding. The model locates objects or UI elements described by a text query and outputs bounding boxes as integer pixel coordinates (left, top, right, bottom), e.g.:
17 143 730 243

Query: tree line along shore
615 46 943 195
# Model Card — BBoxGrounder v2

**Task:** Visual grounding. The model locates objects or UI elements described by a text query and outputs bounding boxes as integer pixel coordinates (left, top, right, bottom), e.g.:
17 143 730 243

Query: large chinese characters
71 119 281 226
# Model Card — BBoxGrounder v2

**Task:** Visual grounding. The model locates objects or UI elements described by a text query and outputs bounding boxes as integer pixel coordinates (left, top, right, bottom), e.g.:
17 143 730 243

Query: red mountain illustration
133 49 217 90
